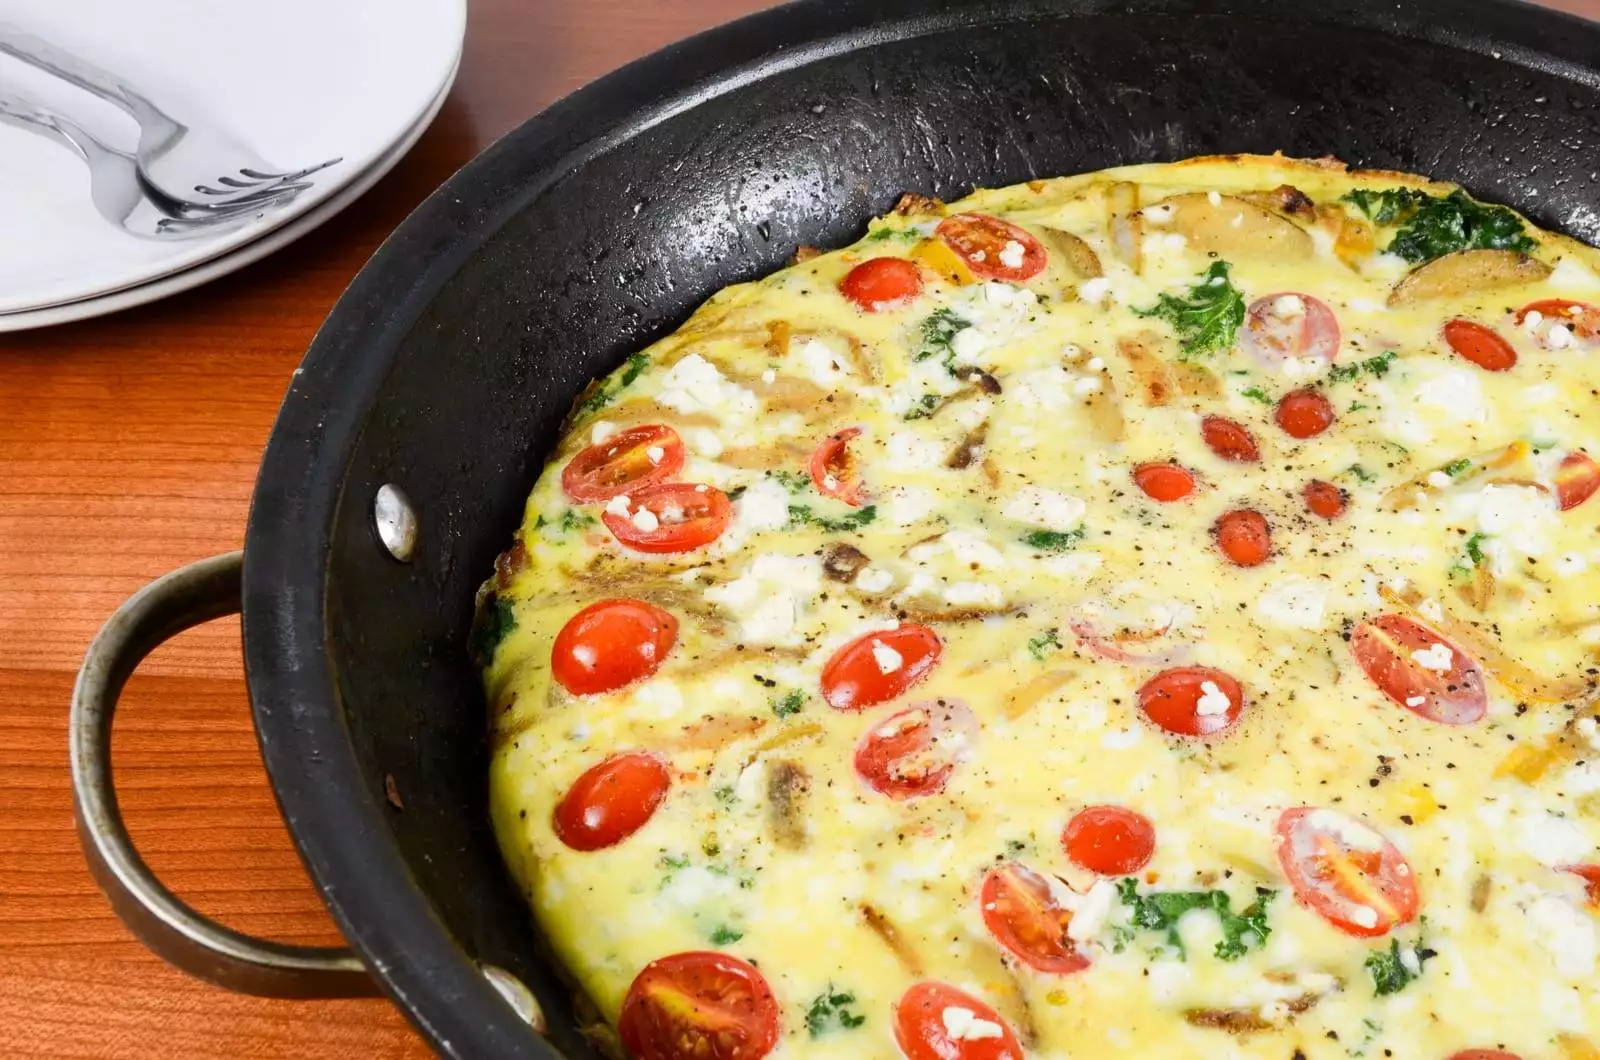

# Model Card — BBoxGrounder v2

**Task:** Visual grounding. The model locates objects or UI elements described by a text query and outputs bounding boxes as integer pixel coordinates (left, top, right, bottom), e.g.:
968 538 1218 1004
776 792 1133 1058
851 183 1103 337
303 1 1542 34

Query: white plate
0 52 458 333
0 0 466 314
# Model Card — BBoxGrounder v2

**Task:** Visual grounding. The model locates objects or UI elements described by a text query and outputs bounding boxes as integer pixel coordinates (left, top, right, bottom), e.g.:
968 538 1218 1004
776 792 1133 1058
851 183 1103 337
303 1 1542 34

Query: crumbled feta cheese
604 495 632 518
1086 356 1106 372
703 555 822 646
885 430 947 471
1078 277 1113 305
855 566 895 594
949 326 991 364
1418 366 1490 425
1255 577 1329 630
645 445 665 464
1522 309 1545 331
941 1007 1004 1042
1102 725 1141 750
684 426 723 457
872 642 904 674
1472 484 1559 559
1578 717 1600 751
1411 642 1454 671
1147 961 1191 1002
1003 486 1086 532
1195 680 1232 716
797 338 851 387
590 421 619 444
1067 879 1120 943
1426 471 1452 489
654 353 759 418
997 240 1027 269
1527 892 1599 977
941 529 1007 568
883 485 937 526
943 582 1003 607
1418 597 1444 622
1273 294 1305 318
760 368 776 384
1405 695 1426 707
1207 190 1222 206
1348 905 1380 929
1010 366 1076 412
1548 323 1575 349
731 478 791 535
1518 811 1593 867
1073 376 1102 395
630 508 660 533
1143 203 1176 224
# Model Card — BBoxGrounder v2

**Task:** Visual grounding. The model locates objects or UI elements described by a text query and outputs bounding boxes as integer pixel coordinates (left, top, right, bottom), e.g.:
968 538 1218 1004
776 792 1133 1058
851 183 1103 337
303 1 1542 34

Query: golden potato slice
1147 192 1313 260
1106 181 1142 274
1039 226 1103 278
1386 248 1552 306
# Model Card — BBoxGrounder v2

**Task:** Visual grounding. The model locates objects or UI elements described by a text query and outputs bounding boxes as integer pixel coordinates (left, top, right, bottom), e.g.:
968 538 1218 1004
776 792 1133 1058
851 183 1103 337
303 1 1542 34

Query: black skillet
69 0 1600 1055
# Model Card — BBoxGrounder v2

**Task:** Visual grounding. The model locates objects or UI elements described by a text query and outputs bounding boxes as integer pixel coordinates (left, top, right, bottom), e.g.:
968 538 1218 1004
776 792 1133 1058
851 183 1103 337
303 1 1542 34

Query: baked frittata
478 154 1600 1060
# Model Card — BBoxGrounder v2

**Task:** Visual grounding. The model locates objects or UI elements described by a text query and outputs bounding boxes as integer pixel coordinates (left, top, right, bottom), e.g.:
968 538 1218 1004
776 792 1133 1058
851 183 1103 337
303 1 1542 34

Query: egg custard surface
479 154 1600 1060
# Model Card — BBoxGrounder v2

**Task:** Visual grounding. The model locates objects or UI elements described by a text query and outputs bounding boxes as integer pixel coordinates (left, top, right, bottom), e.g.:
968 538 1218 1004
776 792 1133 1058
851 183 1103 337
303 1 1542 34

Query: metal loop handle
70 551 378 998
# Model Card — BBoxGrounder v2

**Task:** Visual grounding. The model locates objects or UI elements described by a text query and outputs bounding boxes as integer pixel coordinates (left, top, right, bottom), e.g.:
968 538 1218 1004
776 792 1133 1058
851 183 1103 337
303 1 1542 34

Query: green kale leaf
1134 261 1246 359
1344 188 1536 263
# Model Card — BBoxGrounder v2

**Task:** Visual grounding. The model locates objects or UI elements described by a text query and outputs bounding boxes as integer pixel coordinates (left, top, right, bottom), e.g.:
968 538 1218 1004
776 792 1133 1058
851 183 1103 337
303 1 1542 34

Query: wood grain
0 0 1593 1055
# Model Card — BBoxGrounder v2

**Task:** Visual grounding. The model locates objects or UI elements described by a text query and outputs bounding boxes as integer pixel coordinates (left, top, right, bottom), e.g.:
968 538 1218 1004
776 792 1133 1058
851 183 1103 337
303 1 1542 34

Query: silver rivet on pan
482 964 547 1033
373 483 418 562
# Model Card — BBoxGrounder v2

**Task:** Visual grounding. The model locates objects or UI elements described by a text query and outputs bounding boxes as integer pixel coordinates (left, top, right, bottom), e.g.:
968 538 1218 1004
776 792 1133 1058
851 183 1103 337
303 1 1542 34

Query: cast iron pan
70 0 1600 1055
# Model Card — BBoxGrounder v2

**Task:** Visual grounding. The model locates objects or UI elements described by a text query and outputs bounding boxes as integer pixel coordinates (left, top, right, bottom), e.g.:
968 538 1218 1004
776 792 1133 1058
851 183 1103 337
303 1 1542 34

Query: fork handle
0 91 89 162
0 23 150 117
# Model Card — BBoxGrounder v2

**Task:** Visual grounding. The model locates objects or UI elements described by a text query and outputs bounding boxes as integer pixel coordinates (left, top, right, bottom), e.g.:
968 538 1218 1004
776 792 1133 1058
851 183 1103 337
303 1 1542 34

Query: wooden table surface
2 0 1595 1055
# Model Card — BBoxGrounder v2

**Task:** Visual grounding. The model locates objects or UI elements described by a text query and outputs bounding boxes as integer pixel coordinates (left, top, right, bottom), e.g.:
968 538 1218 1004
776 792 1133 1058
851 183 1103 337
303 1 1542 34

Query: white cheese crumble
885 430 948 471
948 325 991 365
731 478 791 535
630 508 660 533
604 494 632 518
872 642 905 674
1405 695 1426 707
855 566 895 594
941 1007 1004 1042
1272 293 1305 317
1348 905 1380 929
1003 487 1086 532
590 420 618 444
1410 642 1454 671
1207 190 1222 206
703 555 821 646
1548 323 1575 349
1255 577 1329 630
1009 365 1077 413
683 426 723 457
1142 202 1176 224
1517 811 1594 867
1067 878 1121 943
654 353 758 418
997 240 1026 269
1195 680 1232 717
797 338 852 387
645 445 665 463
883 485 937 526
1079 276 1113 305
1526 891 1600 977
943 582 1003 607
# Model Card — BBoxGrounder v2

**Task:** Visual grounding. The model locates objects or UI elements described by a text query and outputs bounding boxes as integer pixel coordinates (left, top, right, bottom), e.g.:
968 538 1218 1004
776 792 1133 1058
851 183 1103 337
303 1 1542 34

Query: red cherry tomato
1274 807 1420 938
1063 805 1156 875
935 213 1047 282
1240 292 1341 366
1448 1051 1523 1060
1137 666 1245 737
854 698 977 800
602 482 731 553
1442 319 1517 372
1564 864 1600 906
1200 415 1261 463
618 951 779 1060
840 257 924 312
893 981 1023 1060
1515 298 1600 347
1555 450 1600 511
978 862 1090 974
1304 479 1348 520
562 424 686 503
552 598 678 696
552 751 671 851
821 624 942 710
1350 614 1487 725
809 427 866 506
1132 461 1197 502
1275 388 1335 439
1214 509 1272 567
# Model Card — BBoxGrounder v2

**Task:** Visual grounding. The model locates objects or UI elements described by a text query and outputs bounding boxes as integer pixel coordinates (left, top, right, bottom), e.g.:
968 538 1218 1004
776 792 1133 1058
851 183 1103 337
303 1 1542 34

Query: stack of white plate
0 0 466 331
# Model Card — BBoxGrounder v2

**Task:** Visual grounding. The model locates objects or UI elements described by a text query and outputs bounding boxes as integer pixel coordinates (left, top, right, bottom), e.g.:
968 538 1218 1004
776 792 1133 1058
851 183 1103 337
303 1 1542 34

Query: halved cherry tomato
602 482 731 553
1132 461 1197 502
1443 319 1516 372
1447 1051 1523 1060
1350 614 1487 725
1304 479 1347 520
809 427 866 506
1563 864 1600 906
821 624 942 710
1200 415 1260 463
1239 292 1341 366
978 862 1090 974
1515 298 1600 346
854 698 976 800
1275 807 1419 938
1275 388 1334 439
1214 509 1272 567
552 751 671 851
840 257 924 312
562 424 686 503
1137 666 1244 737
618 951 779 1060
893 981 1023 1060
1555 450 1600 511
1063 805 1156 875
935 213 1047 282
552 598 678 696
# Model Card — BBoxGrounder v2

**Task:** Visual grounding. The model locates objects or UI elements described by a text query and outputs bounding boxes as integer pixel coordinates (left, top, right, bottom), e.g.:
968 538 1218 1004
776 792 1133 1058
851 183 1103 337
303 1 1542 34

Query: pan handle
70 551 378 999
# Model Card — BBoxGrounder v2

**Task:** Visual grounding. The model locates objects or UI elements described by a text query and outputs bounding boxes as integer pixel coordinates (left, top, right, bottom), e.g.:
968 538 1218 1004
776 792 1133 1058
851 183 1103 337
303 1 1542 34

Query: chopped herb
1022 528 1085 552
806 987 867 1038
769 469 811 493
1464 532 1490 566
1348 401 1369 412
772 689 806 718
1004 838 1030 856
1343 188 1536 263
1328 351 1397 383
864 225 917 243
789 504 877 532
576 352 650 415
471 596 516 665
1115 878 1276 961
1240 386 1274 406
914 308 972 367
1365 936 1435 995
1350 1016 1384 1057
657 853 691 889
1134 260 1246 359
708 925 744 945
903 393 944 420
1442 457 1473 477
1027 629 1062 661
713 785 736 806
535 508 594 537
1345 464 1376 484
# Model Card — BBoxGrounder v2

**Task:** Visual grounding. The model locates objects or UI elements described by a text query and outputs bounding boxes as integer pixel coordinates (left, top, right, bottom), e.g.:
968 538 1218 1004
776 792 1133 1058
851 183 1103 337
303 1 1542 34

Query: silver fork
0 23 340 208
0 92 307 240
